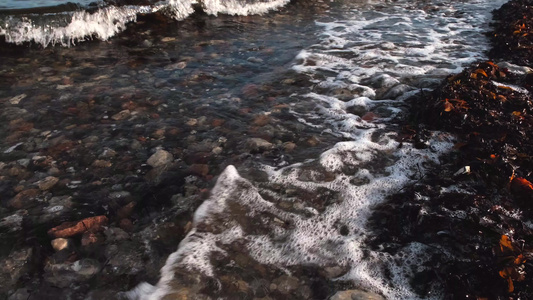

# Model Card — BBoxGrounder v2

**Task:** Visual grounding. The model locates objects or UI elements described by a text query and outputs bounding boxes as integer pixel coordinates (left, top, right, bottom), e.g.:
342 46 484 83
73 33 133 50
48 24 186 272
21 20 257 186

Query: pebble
38 176 59 190
0 248 33 291
111 109 131 121
245 138 273 153
282 142 296 152
9 189 40 209
104 227 130 242
189 164 209 177
0 211 25 232
9 94 26 105
92 160 112 168
147 149 174 168
329 289 385 300
252 114 271 126
51 238 73 252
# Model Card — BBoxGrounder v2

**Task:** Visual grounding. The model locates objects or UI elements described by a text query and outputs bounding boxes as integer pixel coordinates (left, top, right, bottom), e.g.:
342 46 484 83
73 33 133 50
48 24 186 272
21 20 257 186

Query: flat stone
329 289 385 300
92 160 112 168
0 210 25 232
44 258 100 288
9 189 40 209
189 164 209 177
0 247 33 292
147 149 173 168
38 176 59 190
9 94 26 105
51 238 73 252
104 227 130 242
111 109 131 121
245 138 273 153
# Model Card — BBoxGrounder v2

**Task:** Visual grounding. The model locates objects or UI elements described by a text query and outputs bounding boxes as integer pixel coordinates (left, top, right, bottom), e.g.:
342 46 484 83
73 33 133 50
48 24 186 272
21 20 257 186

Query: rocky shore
1 0 532 299
370 0 533 298
0 3 338 299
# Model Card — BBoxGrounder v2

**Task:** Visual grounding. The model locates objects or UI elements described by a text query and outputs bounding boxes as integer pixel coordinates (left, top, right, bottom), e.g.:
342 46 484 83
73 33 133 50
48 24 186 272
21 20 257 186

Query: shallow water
0 0 507 299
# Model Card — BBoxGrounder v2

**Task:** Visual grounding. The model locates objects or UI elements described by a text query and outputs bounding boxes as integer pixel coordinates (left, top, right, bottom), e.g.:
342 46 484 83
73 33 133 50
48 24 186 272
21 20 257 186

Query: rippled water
0 0 507 299
0 0 94 10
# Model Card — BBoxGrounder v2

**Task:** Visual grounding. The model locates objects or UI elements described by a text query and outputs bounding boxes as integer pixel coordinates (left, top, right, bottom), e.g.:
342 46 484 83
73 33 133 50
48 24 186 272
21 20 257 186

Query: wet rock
282 142 296 152
245 138 273 153
37 176 59 190
147 149 173 168
212 146 223 155
9 189 40 209
0 210 25 232
16 158 30 168
9 94 26 105
380 42 395 50
252 114 271 126
104 227 130 242
189 164 209 177
105 241 144 275
329 290 385 300
0 247 33 293
48 215 108 238
272 275 299 294
51 238 73 252
307 136 321 146
382 84 414 99
117 201 136 219
119 218 134 232
111 109 131 121
81 231 105 247
92 160 112 168
7 288 31 300
321 265 348 279
186 118 198 126
44 258 101 288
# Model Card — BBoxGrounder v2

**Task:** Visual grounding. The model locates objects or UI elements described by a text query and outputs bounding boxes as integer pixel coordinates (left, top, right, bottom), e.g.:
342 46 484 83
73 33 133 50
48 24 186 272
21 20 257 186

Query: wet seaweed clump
370 62 533 298
369 1 533 298
490 0 533 65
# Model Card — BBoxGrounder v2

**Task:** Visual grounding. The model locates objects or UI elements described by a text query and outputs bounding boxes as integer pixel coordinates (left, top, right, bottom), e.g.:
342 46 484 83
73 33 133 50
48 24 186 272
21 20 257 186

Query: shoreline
371 0 533 298
0 0 529 299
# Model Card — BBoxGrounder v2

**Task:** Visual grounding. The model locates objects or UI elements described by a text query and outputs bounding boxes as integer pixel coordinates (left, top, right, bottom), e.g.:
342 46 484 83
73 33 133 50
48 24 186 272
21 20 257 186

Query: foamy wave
0 5 156 47
201 0 290 16
0 0 289 47
129 1 508 299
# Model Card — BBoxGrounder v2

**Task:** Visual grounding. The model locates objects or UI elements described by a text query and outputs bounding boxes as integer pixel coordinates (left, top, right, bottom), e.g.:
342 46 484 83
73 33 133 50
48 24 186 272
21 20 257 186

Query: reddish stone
362 112 378 122
239 108 252 114
119 218 134 232
9 189 40 209
67 107 79 114
117 202 136 220
242 84 258 98
81 232 104 246
47 141 77 158
121 101 138 110
252 114 270 127
152 129 165 139
48 215 108 238
166 127 181 136
212 119 225 127
189 164 209 177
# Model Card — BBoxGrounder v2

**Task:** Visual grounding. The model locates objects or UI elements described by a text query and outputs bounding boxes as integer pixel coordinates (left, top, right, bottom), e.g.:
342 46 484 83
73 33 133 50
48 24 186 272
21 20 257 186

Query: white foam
1 5 156 47
0 0 289 47
201 0 290 16
131 0 506 299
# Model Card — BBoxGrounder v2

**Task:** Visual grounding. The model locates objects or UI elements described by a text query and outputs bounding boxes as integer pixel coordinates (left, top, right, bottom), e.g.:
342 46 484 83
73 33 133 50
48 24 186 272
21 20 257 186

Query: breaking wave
0 0 290 47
